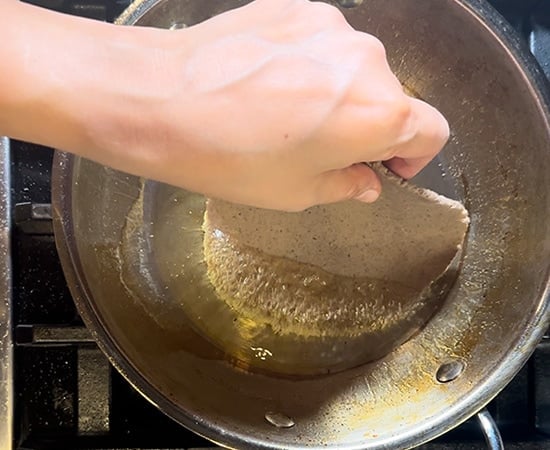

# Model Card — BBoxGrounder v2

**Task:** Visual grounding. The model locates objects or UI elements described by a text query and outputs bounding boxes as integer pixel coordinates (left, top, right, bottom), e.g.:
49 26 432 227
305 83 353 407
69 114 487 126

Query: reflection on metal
14 202 53 235
436 360 466 383
264 411 295 429
78 348 110 434
14 325 94 345
477 409 504 450
169 21 187 29
0 137 12 450
336 0 364 7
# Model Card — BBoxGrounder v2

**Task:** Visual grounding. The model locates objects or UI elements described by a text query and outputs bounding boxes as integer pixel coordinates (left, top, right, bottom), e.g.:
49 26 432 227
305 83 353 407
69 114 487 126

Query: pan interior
53 0 550 448
115 159 466 377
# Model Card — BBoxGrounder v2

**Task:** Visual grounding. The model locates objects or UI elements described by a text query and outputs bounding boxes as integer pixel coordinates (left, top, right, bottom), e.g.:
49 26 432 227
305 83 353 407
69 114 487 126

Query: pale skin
0 0 449 212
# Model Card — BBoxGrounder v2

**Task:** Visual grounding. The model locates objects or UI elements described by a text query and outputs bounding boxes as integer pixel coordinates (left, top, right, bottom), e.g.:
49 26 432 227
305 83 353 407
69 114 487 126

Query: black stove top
9 1 550 449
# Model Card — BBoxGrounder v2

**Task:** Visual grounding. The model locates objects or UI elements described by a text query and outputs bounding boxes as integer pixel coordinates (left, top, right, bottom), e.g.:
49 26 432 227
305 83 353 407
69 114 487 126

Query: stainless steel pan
52 0 550 448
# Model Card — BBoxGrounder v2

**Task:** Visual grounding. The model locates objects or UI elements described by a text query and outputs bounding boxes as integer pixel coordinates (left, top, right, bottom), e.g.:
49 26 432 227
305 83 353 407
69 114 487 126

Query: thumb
315 163 382 205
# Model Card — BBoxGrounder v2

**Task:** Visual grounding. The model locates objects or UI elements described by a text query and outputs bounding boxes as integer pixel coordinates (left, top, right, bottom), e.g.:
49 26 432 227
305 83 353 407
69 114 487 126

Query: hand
0 0 449 211
139 0 449 210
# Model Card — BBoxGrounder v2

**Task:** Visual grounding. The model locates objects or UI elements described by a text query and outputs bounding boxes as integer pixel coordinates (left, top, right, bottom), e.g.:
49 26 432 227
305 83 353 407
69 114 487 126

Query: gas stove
1 1 549 449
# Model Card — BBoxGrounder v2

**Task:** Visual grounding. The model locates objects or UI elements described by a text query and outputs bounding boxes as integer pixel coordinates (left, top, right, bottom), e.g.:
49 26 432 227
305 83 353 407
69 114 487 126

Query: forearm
0 1 177 167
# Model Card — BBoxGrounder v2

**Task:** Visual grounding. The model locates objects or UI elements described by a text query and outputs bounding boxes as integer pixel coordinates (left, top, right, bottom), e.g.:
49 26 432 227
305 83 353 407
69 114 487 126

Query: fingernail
355 189 379 203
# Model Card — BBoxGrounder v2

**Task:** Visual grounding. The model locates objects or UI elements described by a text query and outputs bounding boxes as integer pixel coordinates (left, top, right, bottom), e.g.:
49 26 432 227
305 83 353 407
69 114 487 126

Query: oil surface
117 158 463 376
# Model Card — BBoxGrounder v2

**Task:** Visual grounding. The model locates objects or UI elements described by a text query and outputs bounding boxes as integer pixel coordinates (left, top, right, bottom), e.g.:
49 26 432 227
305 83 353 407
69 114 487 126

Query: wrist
72 26 183 169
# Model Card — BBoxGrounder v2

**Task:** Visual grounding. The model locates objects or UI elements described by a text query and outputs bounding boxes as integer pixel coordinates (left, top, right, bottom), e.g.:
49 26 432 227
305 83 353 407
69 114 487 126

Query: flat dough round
203 164 469 340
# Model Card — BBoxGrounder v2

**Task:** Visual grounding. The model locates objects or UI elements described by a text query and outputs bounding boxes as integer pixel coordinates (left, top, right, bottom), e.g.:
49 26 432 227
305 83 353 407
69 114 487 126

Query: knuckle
363 34 386 56
348 33 386 57
311 1 347 25
383 97 416 142
343 183 361 201
341 166 370 200
341 174 364 200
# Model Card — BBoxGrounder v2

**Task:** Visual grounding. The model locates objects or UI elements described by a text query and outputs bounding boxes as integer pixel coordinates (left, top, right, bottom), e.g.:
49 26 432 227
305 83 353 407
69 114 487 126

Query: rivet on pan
265 411 295 428
337 0 364 8
436 360 465 383
169 22 187 30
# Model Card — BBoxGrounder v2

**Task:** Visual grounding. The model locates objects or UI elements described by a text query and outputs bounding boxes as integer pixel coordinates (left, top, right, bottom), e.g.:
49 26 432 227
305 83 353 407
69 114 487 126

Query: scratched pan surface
51 0 550 448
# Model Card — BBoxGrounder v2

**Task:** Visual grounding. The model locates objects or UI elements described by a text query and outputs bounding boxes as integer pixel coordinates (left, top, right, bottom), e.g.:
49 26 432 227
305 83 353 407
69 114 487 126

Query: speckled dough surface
203 164 469 339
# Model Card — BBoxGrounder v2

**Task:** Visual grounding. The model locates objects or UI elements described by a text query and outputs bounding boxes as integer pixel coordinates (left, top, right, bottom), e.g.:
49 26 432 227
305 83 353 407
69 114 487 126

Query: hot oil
117 157 464 377
119 186 380 376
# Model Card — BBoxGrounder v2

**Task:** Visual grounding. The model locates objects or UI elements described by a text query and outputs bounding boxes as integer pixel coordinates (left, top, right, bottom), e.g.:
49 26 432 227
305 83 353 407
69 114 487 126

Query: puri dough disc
203 164 469 339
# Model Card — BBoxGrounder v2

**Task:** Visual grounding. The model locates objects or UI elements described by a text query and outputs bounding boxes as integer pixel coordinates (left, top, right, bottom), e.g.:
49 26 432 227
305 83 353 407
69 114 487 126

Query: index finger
384 98 449 179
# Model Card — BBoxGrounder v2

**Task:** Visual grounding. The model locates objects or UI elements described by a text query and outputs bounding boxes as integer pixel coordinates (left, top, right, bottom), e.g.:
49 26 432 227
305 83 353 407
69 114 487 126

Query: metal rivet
336 0 364 8
169 22 187 30
265 411 295 428
436 360 465 383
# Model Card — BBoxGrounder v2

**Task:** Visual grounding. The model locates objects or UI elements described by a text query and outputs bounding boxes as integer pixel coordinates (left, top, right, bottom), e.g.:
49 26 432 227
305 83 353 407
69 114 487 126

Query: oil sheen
117 159 462 377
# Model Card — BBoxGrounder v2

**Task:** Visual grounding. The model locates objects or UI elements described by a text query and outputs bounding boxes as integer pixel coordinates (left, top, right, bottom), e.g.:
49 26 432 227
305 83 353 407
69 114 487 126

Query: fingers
311 98 417 170
314 163 381 205
384 98 450 179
